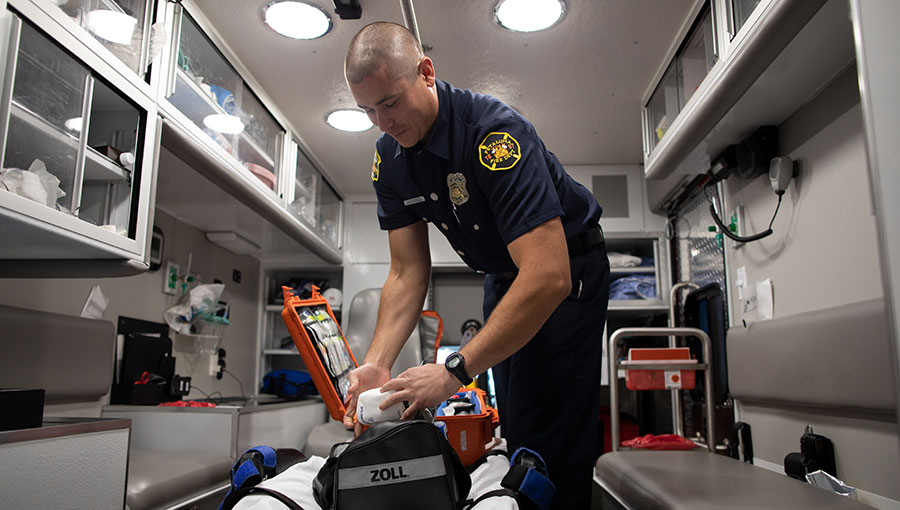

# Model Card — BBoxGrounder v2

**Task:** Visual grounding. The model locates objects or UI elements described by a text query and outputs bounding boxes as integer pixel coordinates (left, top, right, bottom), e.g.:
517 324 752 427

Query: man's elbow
546 263 571 304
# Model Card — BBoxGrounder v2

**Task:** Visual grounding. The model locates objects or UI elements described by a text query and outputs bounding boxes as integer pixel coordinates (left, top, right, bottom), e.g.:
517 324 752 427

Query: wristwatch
444 352 472 386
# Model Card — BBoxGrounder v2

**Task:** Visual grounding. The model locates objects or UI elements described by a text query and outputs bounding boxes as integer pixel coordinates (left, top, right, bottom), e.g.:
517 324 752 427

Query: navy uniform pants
484 241 610 510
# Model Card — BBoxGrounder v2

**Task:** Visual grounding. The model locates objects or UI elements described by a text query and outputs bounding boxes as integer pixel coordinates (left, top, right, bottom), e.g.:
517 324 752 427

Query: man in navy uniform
341 22 610 509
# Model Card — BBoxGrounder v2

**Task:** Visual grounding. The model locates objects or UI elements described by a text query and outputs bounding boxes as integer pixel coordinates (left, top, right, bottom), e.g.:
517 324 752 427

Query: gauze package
356 388 407 425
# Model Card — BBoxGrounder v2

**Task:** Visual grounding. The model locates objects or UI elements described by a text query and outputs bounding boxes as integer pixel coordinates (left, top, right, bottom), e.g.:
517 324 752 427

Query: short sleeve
372 147 419 231
474 121 563 245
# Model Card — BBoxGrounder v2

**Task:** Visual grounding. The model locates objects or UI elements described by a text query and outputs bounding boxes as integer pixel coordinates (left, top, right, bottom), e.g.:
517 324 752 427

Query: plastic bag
163 283 225 334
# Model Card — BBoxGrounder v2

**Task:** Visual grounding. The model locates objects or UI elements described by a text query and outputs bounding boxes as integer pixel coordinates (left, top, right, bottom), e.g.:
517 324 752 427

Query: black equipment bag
313 420 471 510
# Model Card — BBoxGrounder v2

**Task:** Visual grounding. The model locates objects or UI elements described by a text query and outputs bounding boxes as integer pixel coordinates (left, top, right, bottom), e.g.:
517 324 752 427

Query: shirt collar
393 79 451 160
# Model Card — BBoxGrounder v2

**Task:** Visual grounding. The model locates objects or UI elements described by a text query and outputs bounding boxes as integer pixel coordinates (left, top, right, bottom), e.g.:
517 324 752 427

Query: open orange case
281 285 359 421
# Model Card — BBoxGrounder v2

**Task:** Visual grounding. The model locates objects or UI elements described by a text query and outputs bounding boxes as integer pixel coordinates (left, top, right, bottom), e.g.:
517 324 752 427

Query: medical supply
356 388 407 425
623 347 696 391
435 387 499 467
281 286 359 421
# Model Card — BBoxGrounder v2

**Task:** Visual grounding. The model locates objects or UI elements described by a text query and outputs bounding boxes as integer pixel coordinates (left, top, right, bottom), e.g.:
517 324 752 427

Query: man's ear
419 57 436 86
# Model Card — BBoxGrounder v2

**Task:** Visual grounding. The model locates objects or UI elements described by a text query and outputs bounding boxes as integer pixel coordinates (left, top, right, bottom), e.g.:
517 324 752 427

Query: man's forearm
460 266 569 377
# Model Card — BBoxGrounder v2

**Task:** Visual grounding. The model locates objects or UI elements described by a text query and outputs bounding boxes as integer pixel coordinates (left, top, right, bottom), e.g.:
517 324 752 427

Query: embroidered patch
371 150 381 182
447 173 469 206
478 132 521 171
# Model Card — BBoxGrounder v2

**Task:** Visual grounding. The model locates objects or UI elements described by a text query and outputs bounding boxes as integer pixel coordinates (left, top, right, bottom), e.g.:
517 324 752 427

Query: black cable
705 182 779 243
223 368 247 403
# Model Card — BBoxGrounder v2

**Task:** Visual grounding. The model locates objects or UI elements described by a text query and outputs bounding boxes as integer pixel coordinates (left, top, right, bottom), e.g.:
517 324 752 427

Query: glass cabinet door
167 11 282 192
55 0 152 76
730 0 763 39
2 17 89 215
644 2 717 155
289 144 318 227
1 16 143 239
318 179 341 248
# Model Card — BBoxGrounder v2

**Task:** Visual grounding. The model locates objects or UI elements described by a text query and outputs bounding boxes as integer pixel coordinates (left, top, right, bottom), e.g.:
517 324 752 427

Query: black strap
567 224 604 258
246 487 305 510
463 488 518 509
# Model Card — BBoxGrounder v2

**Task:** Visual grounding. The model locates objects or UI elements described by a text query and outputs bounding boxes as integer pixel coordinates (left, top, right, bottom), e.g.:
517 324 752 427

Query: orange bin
435 387 499 467
623 347 696 391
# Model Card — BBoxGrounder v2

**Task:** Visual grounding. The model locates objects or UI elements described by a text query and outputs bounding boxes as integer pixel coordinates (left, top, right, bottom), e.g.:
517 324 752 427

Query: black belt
496 224 603 281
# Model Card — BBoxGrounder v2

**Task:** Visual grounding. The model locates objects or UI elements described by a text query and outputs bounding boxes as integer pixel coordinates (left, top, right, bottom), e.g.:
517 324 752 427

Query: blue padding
520 469 555 510
251 445 277 468
510 447 546 472
233 459 262 489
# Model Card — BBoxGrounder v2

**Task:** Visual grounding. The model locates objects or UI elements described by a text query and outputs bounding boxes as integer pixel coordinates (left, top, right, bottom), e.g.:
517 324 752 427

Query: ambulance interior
1 0 898 509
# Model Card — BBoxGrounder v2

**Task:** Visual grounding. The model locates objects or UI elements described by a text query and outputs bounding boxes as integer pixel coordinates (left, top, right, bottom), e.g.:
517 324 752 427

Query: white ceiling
188 0 696 197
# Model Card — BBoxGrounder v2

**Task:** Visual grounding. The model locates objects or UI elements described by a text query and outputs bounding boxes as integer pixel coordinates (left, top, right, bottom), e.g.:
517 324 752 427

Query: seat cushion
126 450 232 510
304 420 354 458
595 451 870 509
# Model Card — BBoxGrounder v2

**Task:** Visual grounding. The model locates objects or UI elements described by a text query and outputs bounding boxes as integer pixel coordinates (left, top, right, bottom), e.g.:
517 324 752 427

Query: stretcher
231 439 519 510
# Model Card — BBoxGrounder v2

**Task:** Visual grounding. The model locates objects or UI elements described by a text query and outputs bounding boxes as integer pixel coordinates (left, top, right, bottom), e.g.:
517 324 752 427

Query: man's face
349 60 437 148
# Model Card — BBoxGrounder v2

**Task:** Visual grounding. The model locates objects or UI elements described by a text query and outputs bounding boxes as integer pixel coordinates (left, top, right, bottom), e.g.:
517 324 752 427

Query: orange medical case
281 286 359 421
435 387 499 466
623 347 697 391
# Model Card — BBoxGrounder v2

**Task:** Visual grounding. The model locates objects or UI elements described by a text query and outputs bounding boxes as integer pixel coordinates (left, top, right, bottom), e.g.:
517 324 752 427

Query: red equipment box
281 286 359 421
435 387 499 467
623 347 696 391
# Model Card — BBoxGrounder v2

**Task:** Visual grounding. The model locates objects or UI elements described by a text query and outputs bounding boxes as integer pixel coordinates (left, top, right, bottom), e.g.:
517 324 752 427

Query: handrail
609 327 715 453
668 282 699 436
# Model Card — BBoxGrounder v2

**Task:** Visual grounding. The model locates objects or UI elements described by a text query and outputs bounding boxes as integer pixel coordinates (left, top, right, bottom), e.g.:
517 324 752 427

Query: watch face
447 353 460 369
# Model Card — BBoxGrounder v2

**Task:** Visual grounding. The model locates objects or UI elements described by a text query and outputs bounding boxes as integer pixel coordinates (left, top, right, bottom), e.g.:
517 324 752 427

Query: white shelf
9 101 130 182
174 68 276 168
608 300 668 311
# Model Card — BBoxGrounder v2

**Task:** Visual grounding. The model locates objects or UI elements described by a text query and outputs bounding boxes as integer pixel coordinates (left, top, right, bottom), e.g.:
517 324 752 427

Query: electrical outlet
164 262 179 295
209 354 219 376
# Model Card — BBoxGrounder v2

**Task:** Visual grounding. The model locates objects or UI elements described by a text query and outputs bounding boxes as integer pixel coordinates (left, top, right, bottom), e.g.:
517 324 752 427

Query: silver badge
447 173 469 206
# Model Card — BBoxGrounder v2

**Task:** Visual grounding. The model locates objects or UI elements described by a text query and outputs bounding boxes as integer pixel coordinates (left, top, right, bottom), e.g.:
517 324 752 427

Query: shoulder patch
478 132 521 171
371 150 381 182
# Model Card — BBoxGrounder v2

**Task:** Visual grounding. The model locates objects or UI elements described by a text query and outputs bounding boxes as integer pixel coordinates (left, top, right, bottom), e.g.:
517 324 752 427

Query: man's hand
380 363 461 420
343 363 391 435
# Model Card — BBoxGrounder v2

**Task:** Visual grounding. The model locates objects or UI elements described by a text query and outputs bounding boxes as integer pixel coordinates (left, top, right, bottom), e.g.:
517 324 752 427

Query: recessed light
494 0 566 33
203 114 245 135
263 1 332 40
326 109 373 132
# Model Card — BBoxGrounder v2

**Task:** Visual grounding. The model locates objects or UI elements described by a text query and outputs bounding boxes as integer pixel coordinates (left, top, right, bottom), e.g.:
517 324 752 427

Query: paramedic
341 22 610 509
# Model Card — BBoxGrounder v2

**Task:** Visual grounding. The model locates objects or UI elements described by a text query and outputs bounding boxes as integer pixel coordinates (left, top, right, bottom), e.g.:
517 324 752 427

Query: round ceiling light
494 0 566 33
326 109 373 132
263 1 333 40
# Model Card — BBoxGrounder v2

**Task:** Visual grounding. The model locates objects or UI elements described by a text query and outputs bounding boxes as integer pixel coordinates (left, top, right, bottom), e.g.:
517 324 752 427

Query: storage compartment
624 348 696 391
435 388 498 467
280 286 356 421
167 10 282 192
55 0 153 76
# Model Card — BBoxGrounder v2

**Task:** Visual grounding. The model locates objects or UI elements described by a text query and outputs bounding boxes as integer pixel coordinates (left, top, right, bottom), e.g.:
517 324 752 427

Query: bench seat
595 451 870 509
126 450 232 510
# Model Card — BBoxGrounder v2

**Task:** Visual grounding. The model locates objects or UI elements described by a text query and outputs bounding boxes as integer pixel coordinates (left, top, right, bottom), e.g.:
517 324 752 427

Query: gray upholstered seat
126 450 232 510
596 450 870 509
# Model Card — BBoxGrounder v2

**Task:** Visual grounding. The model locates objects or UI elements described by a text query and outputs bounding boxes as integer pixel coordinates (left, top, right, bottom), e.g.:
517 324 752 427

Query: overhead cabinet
54 0 155 77
157 3 342 261
0 4 158 273
641 0 847 182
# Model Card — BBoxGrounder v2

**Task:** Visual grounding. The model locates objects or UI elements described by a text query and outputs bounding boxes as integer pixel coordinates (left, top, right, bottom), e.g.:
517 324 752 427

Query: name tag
403 196 425 206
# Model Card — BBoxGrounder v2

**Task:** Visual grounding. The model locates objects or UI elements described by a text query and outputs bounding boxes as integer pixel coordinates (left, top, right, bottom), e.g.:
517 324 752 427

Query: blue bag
261 369 317 398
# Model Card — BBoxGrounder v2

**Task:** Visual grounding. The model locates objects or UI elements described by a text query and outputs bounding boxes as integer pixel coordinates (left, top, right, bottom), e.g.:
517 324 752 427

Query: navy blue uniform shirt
372 79 602 274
